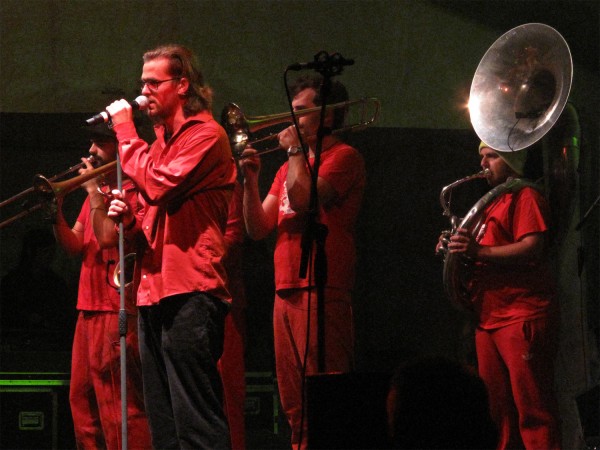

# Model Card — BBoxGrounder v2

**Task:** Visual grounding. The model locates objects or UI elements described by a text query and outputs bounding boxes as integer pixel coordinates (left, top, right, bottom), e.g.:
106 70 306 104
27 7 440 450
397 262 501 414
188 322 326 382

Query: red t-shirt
471 186 557 329
75 182 138 313
268 142 366 292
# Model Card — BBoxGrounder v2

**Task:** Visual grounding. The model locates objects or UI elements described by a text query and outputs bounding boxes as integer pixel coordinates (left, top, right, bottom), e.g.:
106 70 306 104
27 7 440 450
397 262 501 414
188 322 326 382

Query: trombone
0 158 116 229
221 97 381 158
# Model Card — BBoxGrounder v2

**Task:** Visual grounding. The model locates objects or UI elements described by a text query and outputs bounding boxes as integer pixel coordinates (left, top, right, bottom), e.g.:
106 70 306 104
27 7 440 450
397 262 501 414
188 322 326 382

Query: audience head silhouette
387 356 498 449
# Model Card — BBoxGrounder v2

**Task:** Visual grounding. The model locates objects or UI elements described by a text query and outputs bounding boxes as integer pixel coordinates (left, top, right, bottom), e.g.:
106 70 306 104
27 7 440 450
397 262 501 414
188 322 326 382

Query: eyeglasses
139 77 181 92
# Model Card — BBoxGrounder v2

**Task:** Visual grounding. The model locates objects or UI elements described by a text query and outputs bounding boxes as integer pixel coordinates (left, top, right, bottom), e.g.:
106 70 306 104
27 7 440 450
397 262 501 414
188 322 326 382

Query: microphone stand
298 55 347 372
116 151 129 450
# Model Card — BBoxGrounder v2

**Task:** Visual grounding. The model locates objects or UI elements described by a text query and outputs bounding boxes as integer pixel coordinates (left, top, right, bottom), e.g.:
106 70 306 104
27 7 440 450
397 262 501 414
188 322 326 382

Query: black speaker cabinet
245 371 281 434
0 372 74 449
306 372 391 449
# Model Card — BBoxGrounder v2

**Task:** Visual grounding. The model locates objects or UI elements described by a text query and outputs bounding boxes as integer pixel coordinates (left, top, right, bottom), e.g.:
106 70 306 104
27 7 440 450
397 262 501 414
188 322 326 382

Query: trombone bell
0 160 116 229
221 103 251 157
33 161 117 203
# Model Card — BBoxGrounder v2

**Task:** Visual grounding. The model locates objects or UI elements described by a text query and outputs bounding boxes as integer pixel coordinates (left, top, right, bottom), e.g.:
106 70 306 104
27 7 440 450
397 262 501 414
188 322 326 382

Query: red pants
274 288 354 450
70 311 151 450
476 318 561 450
218 304 247 450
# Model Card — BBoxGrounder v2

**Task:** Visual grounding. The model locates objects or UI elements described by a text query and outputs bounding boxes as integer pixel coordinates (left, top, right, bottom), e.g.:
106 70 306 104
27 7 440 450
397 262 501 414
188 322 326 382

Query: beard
145 105 164 125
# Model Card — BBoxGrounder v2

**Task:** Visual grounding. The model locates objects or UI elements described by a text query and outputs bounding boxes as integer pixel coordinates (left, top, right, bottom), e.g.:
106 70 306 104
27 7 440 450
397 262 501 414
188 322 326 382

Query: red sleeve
114 119 229 205
512 188 550 241
76 196 90 227
318 145 365 200
224 181 245 248
268 163 287 198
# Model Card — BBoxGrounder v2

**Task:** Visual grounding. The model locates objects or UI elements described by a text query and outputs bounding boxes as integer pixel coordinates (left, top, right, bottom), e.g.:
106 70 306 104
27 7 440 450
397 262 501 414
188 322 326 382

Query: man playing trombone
239 74 366 449
52 123 151 449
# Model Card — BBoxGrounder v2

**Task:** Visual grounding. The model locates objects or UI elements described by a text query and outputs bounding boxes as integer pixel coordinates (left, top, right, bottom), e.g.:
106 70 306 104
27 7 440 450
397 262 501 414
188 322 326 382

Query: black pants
138 293 230 449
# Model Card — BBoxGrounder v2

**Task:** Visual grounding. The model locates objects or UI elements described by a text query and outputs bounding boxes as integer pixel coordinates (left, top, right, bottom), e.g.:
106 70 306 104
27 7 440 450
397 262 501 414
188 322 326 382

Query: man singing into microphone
106 44 236 449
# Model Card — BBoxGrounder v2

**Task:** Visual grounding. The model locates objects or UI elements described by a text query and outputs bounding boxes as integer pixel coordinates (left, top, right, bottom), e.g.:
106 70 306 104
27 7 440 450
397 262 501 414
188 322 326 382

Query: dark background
6 113 588 366
0 0 598 447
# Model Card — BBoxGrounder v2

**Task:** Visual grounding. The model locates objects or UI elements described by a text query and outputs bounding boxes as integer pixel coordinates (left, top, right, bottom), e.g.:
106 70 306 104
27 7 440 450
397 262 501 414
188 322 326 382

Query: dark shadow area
430 0 599 75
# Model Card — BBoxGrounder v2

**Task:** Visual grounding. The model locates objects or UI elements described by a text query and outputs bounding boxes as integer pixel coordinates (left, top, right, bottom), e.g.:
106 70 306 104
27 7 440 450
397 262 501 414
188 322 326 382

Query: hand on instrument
238 147 261 181
447 228 480 259
105 99 134 127
278 125 303 149
435 233 448 255
79 155 102 194
107 189 134 228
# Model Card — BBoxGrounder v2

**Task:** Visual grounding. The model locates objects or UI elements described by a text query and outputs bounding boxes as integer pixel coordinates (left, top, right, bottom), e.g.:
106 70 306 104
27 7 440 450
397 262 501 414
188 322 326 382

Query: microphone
85 96 149 126
287 52 354 72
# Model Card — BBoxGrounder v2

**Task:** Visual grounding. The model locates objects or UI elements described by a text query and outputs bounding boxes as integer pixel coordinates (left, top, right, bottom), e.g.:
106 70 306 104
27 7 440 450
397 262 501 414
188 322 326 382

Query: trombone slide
222 97 380 158
0 159 115 229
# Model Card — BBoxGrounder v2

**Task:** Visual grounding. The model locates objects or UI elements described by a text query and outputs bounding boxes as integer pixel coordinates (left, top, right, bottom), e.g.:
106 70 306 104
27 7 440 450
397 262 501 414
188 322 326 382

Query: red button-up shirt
113 110 237 306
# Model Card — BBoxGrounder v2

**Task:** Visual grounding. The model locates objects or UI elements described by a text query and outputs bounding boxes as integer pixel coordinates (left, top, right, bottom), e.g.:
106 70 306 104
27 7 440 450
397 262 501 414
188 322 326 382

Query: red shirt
113 111 237 306
268 141 366 292
75 182 138 313
472 186 557 329
222 181 246 309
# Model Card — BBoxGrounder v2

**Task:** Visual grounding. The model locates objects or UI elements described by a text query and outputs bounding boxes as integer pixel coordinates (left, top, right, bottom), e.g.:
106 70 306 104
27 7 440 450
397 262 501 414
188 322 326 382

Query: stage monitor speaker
245 371 281 434
306 371 391 449
0 372 74 449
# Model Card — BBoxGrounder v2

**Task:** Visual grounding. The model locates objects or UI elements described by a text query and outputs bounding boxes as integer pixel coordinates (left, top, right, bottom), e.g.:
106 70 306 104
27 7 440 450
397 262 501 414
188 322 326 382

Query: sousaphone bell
469 23 573 152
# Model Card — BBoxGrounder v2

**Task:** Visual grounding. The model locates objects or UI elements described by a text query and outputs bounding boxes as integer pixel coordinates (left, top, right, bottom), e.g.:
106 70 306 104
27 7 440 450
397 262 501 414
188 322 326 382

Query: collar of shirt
154 110 214 145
